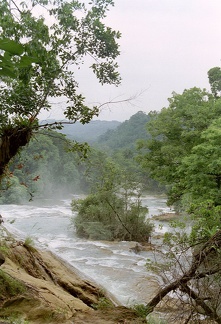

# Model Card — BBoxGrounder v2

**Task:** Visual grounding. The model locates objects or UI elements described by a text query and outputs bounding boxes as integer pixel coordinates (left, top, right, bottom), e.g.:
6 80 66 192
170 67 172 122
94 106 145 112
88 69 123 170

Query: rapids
0 195 171 306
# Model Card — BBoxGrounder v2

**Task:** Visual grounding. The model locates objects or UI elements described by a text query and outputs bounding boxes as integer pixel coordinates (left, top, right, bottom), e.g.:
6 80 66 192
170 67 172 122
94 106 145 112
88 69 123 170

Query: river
0 195 171 306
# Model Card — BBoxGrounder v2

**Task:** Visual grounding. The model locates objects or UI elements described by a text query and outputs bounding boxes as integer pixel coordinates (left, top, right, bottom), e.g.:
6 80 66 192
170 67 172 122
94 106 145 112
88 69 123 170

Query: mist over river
0 195 171 306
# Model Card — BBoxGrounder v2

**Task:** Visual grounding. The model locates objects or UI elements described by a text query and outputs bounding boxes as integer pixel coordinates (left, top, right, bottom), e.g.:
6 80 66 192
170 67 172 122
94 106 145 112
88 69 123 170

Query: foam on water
0 195 168 306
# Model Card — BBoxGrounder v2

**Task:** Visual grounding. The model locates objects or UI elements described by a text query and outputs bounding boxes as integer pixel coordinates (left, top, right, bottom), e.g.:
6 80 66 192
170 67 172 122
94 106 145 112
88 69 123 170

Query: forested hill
41 120 121 143
96 111 151 150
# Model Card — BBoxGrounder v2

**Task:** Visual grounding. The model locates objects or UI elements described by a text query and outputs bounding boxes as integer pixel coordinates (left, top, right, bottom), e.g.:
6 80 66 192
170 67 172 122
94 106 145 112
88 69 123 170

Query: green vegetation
0 269 26 297
0 0 121 178
92 297 114 310
0 112 159 203
0 131 83 202
94 111 161 193
59 120 121 143
0 316 30 324
72 150 153 241
0 244 9 255
136 71 221 322
1 0 221 321
72 191 153 241
132 304 149 319
97 111 151 151
23 236 36 252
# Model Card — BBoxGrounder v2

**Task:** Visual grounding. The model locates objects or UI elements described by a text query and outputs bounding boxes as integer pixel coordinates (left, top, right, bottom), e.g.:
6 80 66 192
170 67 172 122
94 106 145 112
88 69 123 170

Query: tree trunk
0 126 32 177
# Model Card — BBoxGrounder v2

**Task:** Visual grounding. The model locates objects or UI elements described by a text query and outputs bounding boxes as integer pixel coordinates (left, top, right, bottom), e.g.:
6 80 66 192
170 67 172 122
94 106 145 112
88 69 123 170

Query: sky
41 0 221 122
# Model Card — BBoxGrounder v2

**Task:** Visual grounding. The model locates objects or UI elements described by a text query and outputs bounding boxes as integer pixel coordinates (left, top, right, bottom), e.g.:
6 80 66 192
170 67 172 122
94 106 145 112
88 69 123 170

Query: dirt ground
72 306 147 324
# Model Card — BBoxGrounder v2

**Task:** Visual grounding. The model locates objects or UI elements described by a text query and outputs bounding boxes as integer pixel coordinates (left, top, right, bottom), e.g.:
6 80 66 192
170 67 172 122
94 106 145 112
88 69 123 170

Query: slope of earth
0 226 146 324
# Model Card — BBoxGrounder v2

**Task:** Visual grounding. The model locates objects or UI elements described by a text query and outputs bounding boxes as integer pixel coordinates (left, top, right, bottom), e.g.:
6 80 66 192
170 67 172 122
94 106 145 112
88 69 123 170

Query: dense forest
51 119 121 143
0 111 156 203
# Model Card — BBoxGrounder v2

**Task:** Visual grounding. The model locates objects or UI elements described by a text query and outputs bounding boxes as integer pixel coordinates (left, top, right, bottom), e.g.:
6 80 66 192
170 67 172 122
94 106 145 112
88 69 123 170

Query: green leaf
0 39 24 55
0 54 14 68
18 55 39 68
0 67 16 78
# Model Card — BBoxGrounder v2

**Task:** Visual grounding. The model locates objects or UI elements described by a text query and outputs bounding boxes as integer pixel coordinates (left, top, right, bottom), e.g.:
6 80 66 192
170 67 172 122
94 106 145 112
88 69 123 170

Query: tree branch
180 283 221 324
146 229 221 322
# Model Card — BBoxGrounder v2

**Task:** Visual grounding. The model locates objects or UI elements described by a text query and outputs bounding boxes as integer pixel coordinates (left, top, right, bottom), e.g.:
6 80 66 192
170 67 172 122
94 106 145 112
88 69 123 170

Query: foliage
189 201 221 243
177 117 221 207
0 174 29 204
0 244 8 255
72 151 153 241
60 120 121 143
95 111 159 193
0 38 37 78
0 0 121 177
72 191 153 241
1 316 30 324
0 131 84 202
208 66 221 97
23 236 36 251
132 304 149 319
145 222 221 323
92 297 114 310
0 269 26 298
97 111 151 150
0 110 161 203
138 87 221 208
136 72 221 321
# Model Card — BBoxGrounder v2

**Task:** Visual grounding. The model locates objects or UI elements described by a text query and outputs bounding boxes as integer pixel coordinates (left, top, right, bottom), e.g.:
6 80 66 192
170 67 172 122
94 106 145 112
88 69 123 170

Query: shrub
72 191 153 242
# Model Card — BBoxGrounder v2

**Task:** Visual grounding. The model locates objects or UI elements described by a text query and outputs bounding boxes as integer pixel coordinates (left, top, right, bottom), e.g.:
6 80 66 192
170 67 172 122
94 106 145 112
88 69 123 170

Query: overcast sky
42 0 221 122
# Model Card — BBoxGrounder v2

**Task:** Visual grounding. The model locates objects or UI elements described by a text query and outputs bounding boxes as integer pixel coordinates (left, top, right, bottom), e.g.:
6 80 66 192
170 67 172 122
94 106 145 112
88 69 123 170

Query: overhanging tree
0 0 121 177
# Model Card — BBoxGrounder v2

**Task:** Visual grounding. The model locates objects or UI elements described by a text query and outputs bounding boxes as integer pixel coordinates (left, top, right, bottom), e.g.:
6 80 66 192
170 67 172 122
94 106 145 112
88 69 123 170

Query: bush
72 191 153 242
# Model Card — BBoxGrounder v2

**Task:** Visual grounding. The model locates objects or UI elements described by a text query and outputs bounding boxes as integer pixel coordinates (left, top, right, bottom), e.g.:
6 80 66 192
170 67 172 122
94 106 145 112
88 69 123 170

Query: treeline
0 132 83 203
137 83 221 240
135 68 221 322
0 111 159 204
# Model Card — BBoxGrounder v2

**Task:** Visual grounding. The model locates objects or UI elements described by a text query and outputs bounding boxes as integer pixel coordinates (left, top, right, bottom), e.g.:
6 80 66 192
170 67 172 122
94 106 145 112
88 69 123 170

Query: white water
0 195 171 306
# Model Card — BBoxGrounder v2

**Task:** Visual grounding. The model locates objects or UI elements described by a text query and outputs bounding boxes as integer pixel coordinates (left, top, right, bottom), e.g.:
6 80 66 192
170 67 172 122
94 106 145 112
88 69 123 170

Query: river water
0 195 171 306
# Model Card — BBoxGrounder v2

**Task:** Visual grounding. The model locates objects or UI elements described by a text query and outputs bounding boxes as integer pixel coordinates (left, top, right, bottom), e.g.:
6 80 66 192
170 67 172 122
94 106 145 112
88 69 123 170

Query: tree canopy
138 87 221 208
137 73 221 322
208 66 221 97
0 0 121 177
71 149 153 241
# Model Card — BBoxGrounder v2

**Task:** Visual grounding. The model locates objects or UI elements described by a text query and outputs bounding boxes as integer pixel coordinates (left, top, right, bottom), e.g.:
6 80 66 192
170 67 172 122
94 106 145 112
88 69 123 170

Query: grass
92 297 114 310
0 269 26 297
132 304 149 318
23 236 36 252
1 316 30 324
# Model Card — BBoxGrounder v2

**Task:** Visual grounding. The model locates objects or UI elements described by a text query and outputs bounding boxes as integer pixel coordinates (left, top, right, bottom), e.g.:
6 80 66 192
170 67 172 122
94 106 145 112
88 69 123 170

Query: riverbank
0 226 146 323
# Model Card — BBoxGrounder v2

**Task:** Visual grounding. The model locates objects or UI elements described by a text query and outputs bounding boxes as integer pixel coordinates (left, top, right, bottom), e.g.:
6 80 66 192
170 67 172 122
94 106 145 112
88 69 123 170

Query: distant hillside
41 120 121 143
96 111 151 150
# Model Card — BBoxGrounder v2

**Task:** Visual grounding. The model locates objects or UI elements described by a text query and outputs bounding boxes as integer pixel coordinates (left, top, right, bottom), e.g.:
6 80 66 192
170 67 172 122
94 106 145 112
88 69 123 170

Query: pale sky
41 0 221 122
